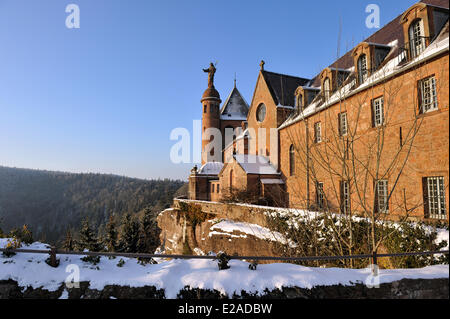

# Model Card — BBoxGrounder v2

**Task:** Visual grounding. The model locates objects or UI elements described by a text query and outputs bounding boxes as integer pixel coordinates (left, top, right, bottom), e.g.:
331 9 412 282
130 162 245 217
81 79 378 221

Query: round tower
201 63 221 165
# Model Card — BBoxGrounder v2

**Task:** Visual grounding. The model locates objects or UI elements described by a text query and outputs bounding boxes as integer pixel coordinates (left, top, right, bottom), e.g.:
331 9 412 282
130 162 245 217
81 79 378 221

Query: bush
266 211 449 269
8 225 34 245
2 237 22 257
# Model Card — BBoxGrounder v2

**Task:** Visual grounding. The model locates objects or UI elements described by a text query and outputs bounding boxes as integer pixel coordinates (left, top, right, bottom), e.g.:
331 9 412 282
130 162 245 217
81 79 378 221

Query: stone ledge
1 278 448 299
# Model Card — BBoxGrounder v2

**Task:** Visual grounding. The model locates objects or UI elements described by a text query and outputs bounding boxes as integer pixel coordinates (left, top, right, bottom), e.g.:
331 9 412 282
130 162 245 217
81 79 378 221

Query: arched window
256 103 266 122
357 54 368 84
323 78 331 101
409 19 425 58
289 145 295 176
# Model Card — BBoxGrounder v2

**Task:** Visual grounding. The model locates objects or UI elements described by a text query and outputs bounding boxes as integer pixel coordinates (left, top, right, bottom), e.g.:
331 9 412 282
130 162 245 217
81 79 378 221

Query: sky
0 0 420 180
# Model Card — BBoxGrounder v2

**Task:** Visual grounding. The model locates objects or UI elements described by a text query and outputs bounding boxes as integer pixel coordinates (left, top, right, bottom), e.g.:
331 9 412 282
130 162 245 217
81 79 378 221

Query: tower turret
201 63 221 165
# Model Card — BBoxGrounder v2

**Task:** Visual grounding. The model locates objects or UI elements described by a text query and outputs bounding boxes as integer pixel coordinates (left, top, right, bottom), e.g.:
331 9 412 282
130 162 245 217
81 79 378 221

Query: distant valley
0 166 187 245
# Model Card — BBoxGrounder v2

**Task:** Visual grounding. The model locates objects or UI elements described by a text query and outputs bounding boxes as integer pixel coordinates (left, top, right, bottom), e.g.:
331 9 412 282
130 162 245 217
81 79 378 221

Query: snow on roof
301 86 321 91
234 154 279 175
220 86 249 121
279 28 449 130
261 178 285 184
0 238 448 299
198 162 224 176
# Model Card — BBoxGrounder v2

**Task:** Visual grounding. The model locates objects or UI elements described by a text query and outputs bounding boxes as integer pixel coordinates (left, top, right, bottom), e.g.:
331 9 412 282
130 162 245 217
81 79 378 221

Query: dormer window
409 19 426 58
357 54 368 84
399 3 448 62
296 94 303 111
323 78 331 101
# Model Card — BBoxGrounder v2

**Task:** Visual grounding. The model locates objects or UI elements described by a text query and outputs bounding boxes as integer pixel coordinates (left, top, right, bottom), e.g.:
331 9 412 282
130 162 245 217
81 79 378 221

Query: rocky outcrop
1 278 448 299
156 201 283 257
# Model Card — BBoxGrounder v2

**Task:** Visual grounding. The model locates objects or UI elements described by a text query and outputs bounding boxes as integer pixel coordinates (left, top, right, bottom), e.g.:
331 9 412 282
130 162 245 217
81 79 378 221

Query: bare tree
277 42 448 268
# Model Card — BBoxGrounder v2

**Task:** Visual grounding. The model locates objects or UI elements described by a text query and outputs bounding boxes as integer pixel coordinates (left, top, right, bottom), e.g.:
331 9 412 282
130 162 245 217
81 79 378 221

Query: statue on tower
203 62 216 88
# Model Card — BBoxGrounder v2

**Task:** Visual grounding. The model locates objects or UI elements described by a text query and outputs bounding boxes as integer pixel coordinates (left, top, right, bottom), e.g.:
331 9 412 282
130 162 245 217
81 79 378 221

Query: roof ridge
262 70 310 81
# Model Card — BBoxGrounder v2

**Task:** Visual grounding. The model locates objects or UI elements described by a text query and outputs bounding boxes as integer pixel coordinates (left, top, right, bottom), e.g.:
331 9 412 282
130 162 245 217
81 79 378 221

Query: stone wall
1 278 448 299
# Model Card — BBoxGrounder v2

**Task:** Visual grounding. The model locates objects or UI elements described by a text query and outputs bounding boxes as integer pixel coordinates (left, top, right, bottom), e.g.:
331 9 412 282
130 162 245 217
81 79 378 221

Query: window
337 72 347 88
256 103 266 122
210 105 215 113
375 180 389 213
338 112 348 136
316 182 324 210
357 54 368 84
296 94 303 111
217 184 220 193
423 177 446 219
314 122 322 143
419 76 438 113
323 78 331 101
211 184 215 193
340 180 351 214
289 145 295 176
409 19 425 58
203 105 207 113
372 97 384 127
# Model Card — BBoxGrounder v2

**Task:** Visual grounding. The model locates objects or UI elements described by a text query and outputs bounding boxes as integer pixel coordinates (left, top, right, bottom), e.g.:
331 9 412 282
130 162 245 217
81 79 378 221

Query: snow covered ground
0 238 448 299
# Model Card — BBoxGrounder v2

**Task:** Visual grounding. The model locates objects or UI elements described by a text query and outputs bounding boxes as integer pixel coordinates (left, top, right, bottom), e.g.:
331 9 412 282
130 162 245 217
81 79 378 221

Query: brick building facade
189 0 449 222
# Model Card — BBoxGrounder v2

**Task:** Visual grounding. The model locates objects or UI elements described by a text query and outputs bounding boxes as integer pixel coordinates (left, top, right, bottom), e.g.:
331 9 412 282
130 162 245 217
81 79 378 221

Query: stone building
189 0 449 222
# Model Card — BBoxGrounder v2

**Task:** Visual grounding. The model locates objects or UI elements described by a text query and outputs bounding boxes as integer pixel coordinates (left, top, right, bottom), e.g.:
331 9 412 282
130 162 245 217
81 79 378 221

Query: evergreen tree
78 219 102 252
138 208 160 253
119 213 140 253
63 229 75 251
20 225 33 245
105 215 118 252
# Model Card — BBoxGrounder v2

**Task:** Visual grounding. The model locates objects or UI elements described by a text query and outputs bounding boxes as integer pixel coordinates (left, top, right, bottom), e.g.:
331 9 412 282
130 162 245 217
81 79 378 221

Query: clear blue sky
0 0 418 180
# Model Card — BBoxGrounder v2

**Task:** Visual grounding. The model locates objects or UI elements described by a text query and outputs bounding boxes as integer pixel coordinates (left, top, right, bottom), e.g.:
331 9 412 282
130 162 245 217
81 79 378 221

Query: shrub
2 237 22 257
266 211 449 269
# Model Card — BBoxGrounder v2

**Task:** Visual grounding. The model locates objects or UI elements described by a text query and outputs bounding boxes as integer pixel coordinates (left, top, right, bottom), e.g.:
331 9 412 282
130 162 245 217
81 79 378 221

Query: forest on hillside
0 166 187 245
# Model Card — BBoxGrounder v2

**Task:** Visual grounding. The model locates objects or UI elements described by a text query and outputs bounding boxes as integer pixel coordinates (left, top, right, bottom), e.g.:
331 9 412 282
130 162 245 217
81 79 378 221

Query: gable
220 87 249 121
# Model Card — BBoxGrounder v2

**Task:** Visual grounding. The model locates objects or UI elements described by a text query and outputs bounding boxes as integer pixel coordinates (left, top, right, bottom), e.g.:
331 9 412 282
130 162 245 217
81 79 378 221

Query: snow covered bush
266 211 448 269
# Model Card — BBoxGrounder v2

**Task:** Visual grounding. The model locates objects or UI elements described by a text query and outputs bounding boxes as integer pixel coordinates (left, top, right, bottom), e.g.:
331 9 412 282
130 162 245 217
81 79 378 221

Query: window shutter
371 101 375 128
338 115 341 136
417 80 423 114
386 182 389 212
422 177 429 218
339 181 344 213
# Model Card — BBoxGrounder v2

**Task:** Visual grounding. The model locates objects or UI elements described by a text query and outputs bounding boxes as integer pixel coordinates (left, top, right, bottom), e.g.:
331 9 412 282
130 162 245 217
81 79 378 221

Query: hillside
0 166 186 244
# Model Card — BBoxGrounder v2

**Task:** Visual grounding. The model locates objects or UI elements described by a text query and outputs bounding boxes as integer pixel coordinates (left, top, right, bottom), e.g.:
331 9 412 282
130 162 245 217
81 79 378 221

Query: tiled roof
309 0 449 87
261 71 310 107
